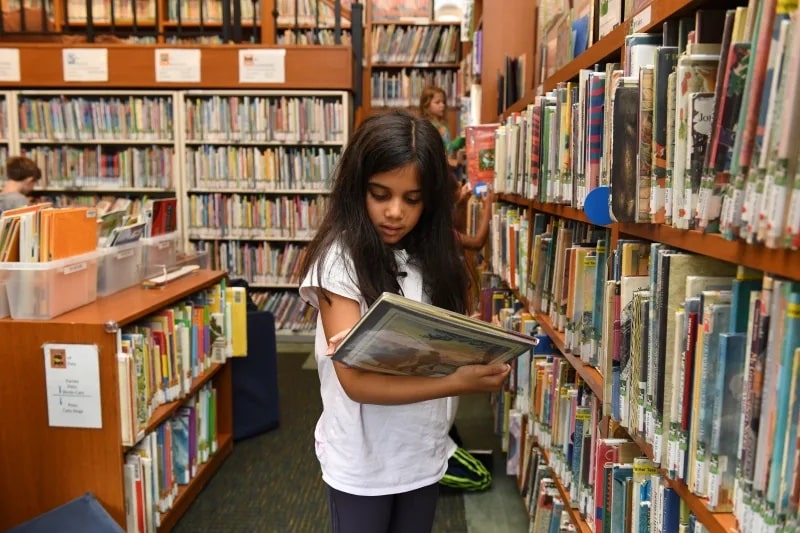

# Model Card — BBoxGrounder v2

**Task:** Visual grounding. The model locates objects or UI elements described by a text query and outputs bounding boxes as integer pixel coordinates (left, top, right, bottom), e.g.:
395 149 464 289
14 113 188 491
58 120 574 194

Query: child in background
299 111 510 533
0 156 41 214
419 85 465 172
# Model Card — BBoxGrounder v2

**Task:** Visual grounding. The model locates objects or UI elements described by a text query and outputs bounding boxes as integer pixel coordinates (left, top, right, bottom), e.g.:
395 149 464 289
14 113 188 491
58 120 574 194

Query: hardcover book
332 292 538 377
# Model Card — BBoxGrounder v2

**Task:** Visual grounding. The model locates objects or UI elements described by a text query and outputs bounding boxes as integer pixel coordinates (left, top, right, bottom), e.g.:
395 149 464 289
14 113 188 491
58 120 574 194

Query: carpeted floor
173 350 469 532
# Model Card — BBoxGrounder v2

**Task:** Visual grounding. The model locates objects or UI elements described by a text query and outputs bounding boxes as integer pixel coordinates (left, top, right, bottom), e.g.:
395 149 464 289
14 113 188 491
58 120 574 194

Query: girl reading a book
299 111 510 533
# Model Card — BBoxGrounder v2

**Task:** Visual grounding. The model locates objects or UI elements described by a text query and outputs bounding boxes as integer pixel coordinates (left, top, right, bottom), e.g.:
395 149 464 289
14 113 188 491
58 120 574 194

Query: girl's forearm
334 362 462 404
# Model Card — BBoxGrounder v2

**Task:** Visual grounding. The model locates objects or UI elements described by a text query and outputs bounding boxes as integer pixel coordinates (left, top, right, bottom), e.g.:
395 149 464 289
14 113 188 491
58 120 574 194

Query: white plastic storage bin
142 231 179 279
97 241 144 297
0 251 99 320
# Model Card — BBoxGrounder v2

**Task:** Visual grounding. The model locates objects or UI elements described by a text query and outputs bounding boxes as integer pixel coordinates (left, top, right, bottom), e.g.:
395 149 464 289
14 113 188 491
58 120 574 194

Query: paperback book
333 292 538 377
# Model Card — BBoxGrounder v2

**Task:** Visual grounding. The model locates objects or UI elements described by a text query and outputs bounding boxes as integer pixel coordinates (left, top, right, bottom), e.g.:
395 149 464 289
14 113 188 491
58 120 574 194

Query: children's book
332 292 538 377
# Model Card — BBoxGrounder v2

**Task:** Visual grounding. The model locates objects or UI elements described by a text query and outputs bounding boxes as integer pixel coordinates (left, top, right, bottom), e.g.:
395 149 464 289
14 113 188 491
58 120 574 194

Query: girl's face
366 163 424 246
428 93 446 120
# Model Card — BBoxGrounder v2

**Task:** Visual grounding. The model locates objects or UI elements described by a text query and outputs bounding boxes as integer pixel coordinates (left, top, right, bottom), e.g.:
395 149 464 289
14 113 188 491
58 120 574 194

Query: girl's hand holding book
325 328 352 356
449 363 511 394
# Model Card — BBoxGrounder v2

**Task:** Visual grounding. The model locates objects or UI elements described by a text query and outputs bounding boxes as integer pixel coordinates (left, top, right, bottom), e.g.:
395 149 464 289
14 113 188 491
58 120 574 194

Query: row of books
191 240 307 288
184 95 347 143
19 96 174 142
370 69 459 108
495 6 800 250
185 146 338 191
14 94 350 145
484 285 711 533
520 356 707 533
371 24 460 65
277 28 353 46
124 383 219 533
117 281 245 446
490 204 800 531
251 291 317 332
275 0 351 27
186 193 327 240
63 0 261 24
165 0 260 23
23 145 174 189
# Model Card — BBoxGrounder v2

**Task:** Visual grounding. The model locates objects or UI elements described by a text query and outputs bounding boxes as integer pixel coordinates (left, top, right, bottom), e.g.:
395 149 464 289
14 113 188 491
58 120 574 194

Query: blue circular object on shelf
584 186 613 226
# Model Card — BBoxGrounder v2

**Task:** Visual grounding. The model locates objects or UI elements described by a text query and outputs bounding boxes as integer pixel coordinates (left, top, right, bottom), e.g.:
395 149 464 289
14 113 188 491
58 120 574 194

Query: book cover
333 292 537 377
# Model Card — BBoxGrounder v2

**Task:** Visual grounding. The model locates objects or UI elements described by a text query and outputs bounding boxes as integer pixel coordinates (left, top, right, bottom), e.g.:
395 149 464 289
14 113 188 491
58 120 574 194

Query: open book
333 292 538 377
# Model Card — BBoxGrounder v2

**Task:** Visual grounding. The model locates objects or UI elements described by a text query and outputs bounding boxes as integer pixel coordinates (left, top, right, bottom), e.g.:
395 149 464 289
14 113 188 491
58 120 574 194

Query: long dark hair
300 110 469 314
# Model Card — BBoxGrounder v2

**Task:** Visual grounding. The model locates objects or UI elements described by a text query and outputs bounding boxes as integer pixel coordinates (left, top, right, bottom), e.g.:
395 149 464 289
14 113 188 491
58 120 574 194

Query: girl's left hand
325 328 352 356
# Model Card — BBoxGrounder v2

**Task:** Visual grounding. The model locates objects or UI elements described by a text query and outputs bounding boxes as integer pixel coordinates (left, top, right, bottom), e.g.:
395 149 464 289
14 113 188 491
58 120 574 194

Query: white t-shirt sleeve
299 241 361 309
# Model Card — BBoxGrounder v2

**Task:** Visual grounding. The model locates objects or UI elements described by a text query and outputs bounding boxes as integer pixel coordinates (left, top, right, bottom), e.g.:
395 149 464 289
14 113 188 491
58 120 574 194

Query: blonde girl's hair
419 86 447 120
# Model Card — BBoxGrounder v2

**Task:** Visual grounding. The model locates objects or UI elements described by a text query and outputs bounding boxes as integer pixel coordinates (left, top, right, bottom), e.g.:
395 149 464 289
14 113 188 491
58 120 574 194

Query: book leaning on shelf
332 292 538 377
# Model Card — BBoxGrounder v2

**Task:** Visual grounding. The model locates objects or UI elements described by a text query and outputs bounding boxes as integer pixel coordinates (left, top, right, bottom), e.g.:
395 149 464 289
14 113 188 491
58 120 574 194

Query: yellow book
226 287 248 357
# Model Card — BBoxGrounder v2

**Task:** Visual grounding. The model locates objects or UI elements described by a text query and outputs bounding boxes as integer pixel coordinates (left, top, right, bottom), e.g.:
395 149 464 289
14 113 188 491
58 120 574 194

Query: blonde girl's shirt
299 240 457 496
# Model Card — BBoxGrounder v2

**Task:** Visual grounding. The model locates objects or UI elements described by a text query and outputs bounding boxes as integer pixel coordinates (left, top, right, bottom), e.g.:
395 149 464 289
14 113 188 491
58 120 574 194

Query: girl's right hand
449 363 511 394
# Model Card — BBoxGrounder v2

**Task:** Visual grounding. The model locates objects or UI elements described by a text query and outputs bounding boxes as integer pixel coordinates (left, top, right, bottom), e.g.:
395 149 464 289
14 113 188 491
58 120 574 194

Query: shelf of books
478 2 800 532
0 91 12 181
0 270 235 532
182 89 351 336
274 0 353 45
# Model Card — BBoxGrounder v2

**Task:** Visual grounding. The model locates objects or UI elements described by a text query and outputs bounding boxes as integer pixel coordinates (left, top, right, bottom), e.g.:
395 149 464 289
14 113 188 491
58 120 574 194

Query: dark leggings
327 482 439 533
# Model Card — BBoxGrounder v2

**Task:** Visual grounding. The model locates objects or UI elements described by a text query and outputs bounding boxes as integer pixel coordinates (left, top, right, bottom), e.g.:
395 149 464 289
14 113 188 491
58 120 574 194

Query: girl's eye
405 196 422 205
369 191 390 201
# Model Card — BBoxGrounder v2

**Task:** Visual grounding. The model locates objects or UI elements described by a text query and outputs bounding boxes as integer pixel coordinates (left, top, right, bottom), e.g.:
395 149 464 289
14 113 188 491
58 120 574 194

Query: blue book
7 493 124 533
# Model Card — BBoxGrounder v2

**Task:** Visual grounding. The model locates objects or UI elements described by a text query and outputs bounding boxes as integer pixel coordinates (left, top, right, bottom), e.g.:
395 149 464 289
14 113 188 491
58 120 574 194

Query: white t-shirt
299 241 458 496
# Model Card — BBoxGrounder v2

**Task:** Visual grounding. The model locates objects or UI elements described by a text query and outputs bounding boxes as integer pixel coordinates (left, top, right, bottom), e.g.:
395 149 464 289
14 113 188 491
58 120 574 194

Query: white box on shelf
97 241 144 297
0 251 100 320
142 231 179 278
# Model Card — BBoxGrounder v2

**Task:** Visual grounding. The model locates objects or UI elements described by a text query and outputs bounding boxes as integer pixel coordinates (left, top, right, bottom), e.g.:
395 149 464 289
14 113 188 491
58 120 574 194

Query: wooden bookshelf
631 437 738 533
534 314 604 403
539 448 593 533
0 269 233 532
485 1 800 532
3 43 352 89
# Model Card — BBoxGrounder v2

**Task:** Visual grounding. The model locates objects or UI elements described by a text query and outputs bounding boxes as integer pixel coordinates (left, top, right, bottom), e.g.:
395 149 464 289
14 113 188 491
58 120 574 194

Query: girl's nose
385 198 403 219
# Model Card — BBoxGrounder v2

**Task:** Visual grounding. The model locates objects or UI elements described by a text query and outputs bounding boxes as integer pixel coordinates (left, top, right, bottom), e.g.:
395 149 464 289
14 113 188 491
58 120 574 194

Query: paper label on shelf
155 49 201 83
63 48 108 82
238 49 286 84
0 48 20 81
43 343 102 429
630 6 652 33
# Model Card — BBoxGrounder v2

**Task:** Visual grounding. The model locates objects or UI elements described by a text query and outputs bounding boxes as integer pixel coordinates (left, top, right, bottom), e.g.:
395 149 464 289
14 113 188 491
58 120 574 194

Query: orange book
47 207 98 260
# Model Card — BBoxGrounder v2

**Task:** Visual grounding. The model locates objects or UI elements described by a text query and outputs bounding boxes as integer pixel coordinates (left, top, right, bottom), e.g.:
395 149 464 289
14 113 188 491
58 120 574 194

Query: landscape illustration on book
333 293 537 377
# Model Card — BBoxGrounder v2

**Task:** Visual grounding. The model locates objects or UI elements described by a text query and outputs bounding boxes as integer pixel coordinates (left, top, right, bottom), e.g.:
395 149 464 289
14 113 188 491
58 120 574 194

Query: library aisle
173 345 529 532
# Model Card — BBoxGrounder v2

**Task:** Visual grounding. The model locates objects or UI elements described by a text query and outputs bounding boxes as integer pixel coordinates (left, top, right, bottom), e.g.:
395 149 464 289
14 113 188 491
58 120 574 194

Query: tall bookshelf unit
16 89 180 213
481 1 800 533
0 270 233 532
182 89 351 334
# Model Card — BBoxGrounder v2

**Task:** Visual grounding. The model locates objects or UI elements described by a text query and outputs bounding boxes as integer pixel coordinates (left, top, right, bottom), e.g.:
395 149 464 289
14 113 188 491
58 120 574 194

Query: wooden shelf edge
631 436 737 533
41 269 226 326
135 363 226 441
532 200 594 225
538 447 593 533
157 432 234 532
618 223 800 281
533 314 604 403
5 44 353 90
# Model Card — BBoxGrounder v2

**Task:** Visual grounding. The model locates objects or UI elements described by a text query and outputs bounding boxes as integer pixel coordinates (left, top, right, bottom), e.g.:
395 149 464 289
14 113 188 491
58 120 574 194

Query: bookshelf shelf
533 314 604 403
9 44 352 90
539 447 592 533
631 437 737 533
371 62 461 68
139 362 226 439
0 270 233 531
617 223 800 280
157 433 234 533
